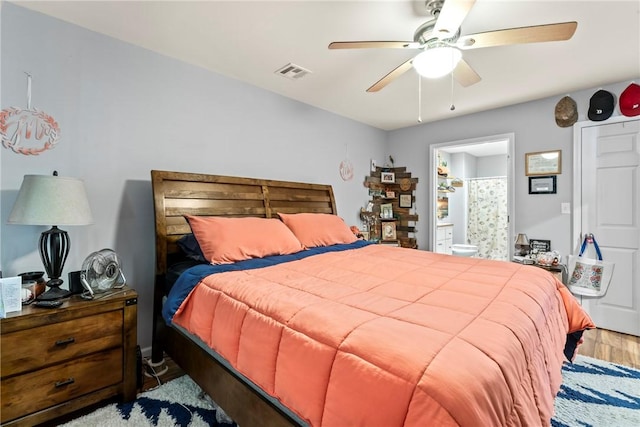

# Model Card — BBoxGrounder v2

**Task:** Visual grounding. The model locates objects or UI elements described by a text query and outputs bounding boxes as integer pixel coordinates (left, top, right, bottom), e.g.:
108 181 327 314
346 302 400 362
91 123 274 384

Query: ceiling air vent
275 63 312 80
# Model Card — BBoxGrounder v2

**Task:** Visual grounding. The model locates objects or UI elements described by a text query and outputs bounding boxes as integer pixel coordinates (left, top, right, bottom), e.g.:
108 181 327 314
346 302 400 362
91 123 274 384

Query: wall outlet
370 159 377 172
561 202 571 214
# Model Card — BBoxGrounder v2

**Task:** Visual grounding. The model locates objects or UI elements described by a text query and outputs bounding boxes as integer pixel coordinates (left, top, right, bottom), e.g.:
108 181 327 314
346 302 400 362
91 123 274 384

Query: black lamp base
37 226 71 301
37 285 71 301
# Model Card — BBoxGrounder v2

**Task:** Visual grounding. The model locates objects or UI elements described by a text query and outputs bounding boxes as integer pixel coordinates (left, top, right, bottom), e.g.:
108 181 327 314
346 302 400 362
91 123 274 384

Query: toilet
451 244 478 257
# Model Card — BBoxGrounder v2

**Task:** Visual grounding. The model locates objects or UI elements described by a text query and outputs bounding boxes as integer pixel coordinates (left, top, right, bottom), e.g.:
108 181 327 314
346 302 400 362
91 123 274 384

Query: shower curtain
467 177 508 260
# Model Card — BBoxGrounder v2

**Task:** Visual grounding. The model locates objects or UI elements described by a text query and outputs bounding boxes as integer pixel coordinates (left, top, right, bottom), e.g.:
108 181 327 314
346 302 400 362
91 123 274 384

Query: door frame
428 133 515 257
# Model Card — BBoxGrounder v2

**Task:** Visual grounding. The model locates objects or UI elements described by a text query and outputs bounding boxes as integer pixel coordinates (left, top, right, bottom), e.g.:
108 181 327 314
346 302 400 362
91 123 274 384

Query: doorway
429 133 515 260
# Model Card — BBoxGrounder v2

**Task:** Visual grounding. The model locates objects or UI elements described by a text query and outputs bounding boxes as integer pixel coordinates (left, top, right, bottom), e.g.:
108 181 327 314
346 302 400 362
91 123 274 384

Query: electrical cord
141 357 168 391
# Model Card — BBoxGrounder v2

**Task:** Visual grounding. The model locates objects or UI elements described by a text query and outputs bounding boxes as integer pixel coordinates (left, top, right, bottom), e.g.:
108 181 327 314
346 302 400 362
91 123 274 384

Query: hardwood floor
143 328 639 393
578 328 640 369
141 356 185 392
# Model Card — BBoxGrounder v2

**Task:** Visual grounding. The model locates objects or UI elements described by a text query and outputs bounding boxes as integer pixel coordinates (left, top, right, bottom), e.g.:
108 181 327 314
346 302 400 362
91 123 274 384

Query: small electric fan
80 249 126 299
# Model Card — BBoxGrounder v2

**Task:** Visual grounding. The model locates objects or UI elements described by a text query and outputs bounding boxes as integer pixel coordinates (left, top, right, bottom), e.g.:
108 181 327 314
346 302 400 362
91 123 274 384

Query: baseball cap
554 96 578 127
588 89 615 121
620 83 640 117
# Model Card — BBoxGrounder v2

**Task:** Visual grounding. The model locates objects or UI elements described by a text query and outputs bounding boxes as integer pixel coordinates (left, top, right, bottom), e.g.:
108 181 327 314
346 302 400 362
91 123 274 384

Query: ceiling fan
328 0 577 93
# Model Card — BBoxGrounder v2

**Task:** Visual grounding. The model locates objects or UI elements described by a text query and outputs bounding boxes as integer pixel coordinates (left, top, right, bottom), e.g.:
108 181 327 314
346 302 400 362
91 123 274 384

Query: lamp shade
514 233 529 246
8 175 93 226
413 46 462 79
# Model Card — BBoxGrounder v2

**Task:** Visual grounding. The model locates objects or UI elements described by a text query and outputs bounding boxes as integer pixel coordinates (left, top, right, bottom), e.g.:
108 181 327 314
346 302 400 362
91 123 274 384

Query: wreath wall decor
1 73 61 155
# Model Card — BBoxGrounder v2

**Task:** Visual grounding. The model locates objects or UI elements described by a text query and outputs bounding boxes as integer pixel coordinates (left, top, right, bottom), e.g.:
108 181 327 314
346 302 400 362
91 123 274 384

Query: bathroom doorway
429 133 514 260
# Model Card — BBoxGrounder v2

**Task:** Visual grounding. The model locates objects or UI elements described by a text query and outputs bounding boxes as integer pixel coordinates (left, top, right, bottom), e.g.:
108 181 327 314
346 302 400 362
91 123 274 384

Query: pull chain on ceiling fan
328 0 577 93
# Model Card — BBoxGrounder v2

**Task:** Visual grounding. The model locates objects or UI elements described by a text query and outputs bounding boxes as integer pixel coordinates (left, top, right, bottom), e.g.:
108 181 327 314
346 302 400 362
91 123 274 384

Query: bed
150 169 594 427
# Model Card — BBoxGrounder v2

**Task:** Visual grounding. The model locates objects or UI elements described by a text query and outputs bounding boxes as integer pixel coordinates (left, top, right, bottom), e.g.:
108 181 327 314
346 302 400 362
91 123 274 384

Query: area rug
61 355 639 427
552 355 640 427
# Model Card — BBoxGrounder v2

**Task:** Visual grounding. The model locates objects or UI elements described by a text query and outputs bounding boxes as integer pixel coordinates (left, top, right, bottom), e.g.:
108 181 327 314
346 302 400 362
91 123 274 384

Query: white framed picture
381 172 395 183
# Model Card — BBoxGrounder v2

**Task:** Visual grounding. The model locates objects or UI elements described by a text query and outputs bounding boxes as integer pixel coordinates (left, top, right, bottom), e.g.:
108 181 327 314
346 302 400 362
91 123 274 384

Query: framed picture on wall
381 221 397 241
528 175 557 194
380 203 393 219
525 150 562 176
399 193 412 208
381 172 395 183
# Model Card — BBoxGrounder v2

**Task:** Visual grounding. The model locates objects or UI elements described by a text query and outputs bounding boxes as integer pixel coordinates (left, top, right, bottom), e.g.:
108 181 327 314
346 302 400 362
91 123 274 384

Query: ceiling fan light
413 46 462 79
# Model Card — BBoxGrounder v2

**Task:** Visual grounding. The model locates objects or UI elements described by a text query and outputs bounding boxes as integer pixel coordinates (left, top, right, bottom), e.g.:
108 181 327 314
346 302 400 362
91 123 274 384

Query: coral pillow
185 215 304 264
277 213 357 248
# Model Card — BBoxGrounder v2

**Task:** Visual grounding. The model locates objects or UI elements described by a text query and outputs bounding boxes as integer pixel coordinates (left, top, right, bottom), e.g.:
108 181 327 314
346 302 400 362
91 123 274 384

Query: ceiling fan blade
457 21 578 50
328 41 420 50
433 0 476 38
452 58 481 87
367 58 414 93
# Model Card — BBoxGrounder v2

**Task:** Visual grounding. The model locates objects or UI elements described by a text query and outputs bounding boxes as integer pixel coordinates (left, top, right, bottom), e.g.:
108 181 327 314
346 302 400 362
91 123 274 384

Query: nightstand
0 286 138 427
513 260 565 284
536 264 566 284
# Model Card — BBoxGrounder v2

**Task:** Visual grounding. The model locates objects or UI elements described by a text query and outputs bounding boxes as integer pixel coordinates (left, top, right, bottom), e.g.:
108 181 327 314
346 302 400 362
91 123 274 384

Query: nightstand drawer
1 310 123 376
0 347 122 423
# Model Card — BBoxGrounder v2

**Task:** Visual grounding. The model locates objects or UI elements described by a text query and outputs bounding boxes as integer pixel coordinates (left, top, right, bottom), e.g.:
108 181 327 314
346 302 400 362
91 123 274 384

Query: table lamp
514 233 530 256
8 173 93 300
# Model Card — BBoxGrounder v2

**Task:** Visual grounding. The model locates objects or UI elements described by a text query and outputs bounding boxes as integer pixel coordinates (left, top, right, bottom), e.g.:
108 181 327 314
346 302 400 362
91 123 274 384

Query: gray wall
0 4 386 352
388 79 637 259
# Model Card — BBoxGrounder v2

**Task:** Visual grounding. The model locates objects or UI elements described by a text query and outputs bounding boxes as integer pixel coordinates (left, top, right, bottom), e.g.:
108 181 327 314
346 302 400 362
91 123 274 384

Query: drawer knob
55 378 75 388
55 337 75 346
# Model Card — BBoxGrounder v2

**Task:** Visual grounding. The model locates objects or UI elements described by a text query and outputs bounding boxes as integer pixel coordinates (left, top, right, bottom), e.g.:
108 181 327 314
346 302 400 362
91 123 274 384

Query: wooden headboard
150 170 337 276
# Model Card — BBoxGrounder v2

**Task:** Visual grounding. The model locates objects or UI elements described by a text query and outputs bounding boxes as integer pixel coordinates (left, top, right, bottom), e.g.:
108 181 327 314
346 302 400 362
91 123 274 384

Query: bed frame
150 170 338 427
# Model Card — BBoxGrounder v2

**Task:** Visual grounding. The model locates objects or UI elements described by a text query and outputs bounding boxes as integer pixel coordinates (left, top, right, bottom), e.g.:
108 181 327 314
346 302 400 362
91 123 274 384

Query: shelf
364 166 419 249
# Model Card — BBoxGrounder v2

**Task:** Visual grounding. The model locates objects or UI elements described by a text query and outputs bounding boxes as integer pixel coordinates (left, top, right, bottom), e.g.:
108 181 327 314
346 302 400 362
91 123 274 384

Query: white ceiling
12 0 640 131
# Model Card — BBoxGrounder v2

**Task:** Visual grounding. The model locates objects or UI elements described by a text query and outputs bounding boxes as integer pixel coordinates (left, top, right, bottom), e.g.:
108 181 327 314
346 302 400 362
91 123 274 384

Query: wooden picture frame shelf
364 166 419 249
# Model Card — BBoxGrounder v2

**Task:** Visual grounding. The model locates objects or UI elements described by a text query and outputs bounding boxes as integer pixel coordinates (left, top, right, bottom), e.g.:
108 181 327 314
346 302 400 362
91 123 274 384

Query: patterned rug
60 355 639 427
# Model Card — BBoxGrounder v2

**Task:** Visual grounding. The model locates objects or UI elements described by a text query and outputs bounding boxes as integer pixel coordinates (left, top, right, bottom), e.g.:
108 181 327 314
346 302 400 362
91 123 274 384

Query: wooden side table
0 286 138 427
536 264 566 284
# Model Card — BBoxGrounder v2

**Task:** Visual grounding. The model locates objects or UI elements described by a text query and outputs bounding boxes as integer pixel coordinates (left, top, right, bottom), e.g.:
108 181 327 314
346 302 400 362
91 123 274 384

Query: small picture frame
399 193 412 208
385 190 396 198
380 203 393 219
381 172 395 183
529 239 551 254
381 221 397 241
525 150 562 176
528 175 557 194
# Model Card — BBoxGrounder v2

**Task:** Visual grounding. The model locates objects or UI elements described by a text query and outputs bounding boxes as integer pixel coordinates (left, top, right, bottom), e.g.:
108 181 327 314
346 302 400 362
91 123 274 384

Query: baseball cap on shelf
554 96 578 127
619 83 640 117
588 89 615 121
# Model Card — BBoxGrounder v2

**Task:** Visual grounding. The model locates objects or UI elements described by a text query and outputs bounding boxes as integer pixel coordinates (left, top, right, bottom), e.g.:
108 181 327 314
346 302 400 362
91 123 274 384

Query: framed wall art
399 193 412 208
381 221 397 241
381 172 395 183
380 203 393 219
525 150 561 176
528 175 557 194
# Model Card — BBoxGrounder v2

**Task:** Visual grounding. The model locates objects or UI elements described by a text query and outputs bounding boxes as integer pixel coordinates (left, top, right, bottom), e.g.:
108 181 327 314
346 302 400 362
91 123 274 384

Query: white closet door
577 118 639 336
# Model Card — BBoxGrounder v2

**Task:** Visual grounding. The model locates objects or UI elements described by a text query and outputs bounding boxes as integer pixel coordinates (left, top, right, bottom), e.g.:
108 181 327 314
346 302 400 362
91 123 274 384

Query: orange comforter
173 245 594 426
